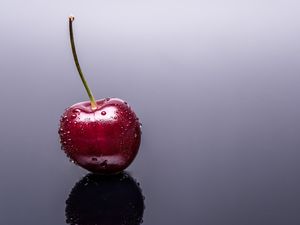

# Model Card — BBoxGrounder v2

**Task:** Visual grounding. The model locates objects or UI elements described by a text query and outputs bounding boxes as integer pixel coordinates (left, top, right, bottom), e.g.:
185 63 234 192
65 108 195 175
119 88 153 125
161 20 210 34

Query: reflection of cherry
59 16 141 173
65 172 145 225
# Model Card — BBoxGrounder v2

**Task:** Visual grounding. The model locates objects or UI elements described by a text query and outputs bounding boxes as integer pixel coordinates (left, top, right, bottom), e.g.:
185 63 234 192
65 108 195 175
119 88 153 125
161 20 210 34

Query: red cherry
59 98 141 173
59 16 141 173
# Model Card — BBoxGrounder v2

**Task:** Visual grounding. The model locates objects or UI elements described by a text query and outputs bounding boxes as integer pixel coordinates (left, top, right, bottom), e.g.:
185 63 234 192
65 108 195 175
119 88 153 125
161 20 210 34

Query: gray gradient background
0 0 300 224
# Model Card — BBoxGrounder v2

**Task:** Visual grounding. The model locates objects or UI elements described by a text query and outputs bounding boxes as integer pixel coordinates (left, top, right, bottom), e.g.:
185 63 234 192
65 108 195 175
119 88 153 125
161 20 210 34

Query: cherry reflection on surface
65 172 145 225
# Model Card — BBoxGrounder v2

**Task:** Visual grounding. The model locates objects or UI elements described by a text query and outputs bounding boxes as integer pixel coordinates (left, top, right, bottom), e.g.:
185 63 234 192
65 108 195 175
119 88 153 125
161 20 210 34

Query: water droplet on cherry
73 108 81 113
100 160 108 168
101 111 106 116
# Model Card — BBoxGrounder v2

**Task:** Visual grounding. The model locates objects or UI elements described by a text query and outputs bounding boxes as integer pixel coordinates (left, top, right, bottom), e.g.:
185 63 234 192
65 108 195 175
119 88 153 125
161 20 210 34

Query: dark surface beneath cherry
1 1 300 225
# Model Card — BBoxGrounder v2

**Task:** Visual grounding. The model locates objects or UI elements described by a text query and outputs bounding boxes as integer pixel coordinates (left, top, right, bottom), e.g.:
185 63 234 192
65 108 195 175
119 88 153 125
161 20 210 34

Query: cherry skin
59 98 141 174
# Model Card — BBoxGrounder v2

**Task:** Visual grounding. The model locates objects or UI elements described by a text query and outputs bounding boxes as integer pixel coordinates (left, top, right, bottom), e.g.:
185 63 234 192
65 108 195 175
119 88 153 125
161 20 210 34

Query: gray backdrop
0 0 300 224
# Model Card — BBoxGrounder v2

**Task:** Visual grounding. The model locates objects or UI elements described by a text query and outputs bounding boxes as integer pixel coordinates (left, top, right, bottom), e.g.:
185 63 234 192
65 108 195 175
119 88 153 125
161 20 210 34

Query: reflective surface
66 172 144 225
1 0 300 225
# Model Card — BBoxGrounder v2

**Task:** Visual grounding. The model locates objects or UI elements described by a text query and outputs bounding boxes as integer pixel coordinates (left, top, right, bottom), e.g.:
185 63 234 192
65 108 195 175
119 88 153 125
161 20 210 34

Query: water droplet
105 98 110 101
73 108 81 113
100 160 108 167
59 128 64 133
101 111 106 116
67 131 71 134
134 133 138 138
71 114 76 119
124 101 128 105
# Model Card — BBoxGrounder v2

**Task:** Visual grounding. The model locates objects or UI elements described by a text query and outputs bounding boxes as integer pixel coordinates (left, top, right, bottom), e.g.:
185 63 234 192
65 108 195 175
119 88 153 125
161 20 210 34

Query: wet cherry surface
59 98 141 174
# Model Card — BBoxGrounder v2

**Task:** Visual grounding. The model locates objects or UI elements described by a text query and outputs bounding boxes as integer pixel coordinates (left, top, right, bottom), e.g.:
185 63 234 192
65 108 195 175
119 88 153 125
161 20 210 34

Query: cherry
59 16 141 174
65 172 145 225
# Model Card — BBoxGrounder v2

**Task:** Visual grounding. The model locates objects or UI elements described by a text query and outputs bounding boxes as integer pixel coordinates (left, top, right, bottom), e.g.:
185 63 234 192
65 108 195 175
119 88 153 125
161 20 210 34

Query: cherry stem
68 15 97 110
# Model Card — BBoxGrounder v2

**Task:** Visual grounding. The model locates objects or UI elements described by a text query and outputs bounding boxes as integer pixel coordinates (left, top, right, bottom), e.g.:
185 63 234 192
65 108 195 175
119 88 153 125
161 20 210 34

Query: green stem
68 15 97 110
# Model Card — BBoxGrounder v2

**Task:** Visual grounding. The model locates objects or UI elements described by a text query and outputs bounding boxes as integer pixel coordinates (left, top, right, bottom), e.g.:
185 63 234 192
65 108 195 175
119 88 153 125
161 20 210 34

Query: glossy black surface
1 1 300 224
66 173 144 225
